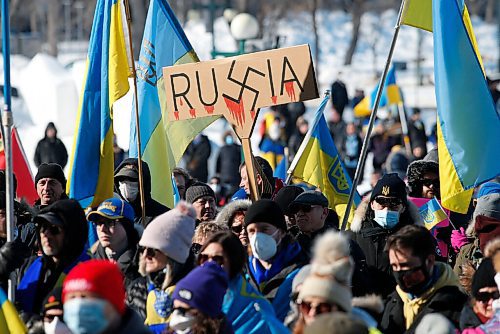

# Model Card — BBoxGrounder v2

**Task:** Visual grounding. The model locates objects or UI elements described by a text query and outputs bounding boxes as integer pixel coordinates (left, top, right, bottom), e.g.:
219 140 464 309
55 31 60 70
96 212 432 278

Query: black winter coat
184 135 211 183
216 144 242 186
34 137 68 168
349 199 423 298
380 285 467 334
459 303 483 330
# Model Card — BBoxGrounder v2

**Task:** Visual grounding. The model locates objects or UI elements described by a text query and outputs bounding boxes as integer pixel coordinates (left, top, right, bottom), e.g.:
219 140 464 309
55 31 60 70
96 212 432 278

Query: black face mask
393 263 431 295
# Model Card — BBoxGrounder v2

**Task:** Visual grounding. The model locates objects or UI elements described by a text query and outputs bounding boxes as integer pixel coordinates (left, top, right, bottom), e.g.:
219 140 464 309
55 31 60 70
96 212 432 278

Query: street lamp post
211 12 259 58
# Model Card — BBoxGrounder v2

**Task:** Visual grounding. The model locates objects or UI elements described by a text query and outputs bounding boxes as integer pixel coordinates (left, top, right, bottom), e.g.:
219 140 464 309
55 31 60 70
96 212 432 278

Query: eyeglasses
173 306 192 316
198 253 225 266
294 204 321 214
298 300 334 315
475 291 499 303
375 197 402 209
422 179 439 188
38 223 63 236
138 246 159 258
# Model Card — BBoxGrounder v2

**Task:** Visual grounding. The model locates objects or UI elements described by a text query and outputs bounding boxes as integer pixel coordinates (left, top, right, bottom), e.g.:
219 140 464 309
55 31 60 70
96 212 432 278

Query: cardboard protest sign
162 44 318 138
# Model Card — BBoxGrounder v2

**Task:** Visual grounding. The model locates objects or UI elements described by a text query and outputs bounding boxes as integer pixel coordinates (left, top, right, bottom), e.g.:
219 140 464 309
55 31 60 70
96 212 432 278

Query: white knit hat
298 275 352 312
139 201 196 263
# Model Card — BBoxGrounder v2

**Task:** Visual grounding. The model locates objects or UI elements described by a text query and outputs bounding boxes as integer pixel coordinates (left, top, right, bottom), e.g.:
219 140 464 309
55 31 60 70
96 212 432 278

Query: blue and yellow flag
67 0 131 208
353 66 402 118
290 95 361 226
129 0 219 208
432 0 500 213
418 197 449 230
0 288 27 334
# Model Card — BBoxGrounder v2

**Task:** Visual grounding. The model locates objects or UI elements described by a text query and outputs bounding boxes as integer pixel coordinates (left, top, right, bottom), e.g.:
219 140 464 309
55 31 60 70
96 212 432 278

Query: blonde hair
192 221 228 245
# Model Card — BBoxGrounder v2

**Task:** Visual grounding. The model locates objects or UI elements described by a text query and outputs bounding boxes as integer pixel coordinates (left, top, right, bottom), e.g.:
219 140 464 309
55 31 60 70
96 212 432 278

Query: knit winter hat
35 163 66 189
172 262 228 318
274 185 304 215
139 201 196 263
298 275 352 313
370 173 407 203
415 313 455 334
185 182 215 204
62 260 126 315
244 199 287 231
474 193 500 222
477 182 500 198
42 287 63 315
471 258 497 298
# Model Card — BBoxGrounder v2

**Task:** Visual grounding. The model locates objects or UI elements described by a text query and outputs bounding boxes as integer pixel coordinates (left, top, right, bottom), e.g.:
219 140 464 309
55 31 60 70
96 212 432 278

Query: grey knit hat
139 201 196 263
474 193 500 222
185 182 215 204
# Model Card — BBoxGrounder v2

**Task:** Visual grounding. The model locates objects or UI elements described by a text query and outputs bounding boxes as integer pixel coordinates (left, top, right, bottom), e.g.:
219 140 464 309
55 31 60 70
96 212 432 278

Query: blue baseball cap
87 198 135 223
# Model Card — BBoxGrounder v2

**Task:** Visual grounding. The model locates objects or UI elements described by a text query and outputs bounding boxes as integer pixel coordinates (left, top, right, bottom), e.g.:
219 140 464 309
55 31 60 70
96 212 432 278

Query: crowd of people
0 78 498 334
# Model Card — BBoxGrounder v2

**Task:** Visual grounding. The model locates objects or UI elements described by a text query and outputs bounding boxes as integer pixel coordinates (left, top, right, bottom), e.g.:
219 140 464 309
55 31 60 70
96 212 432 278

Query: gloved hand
451 227 469 253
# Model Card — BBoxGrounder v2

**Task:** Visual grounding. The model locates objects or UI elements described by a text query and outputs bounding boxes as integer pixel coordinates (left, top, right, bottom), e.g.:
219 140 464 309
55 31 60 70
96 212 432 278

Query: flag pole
340 1 405 231
286 91 330 185
397 102 412 157
1 0 16 301
124 0 146 221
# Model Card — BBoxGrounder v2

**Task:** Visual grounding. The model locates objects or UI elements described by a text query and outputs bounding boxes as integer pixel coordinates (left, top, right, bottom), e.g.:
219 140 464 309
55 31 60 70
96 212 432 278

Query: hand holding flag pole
340 1 406 231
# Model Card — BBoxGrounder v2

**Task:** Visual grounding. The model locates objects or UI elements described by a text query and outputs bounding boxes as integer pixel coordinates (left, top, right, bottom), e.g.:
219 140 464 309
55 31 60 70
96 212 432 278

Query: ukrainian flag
129 0 219 208
0 288 27 334
67 0 131 208
419 197 449 230
353 66 402 118
432 0 500 213
290 95 360 226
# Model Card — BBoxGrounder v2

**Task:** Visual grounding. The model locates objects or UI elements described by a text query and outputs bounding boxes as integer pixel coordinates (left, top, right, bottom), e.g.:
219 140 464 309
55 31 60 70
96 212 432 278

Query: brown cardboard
162 44 318 138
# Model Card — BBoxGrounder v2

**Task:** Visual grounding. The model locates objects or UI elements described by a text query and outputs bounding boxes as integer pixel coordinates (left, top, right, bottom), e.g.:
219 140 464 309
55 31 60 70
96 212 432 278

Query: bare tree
311 0 320 75
343 0 364 65
47 0 58 56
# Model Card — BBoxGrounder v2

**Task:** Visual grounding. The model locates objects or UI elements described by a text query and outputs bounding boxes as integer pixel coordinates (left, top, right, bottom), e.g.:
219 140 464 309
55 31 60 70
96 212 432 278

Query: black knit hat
35 163 66 189
471 258 496 298
370 173 407 203
274 185 304 216
185 182 215 204
244 199 286 231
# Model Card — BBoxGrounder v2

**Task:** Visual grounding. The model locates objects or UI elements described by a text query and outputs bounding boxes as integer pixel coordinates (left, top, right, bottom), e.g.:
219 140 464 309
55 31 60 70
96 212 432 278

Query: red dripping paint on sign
285 82 296 101
271 96 278 104
204 105 215 114
179 98 184 106
250 110 256 119
189 109 196 118
174 111 179 120
223 97 245 127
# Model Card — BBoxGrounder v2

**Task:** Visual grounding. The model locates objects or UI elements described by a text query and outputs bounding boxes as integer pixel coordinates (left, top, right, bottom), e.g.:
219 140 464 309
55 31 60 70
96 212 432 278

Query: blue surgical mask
373 209 400 229
225 136 234 145
63 298 110 334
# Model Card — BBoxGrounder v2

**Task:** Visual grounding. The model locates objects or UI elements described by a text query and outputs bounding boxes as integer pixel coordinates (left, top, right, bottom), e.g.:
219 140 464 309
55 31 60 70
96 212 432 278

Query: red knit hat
62 260 126 315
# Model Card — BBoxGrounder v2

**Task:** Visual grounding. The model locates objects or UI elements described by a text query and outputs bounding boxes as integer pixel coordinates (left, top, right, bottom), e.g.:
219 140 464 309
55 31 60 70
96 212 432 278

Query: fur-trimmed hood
350 197 423 233
215 199 252 227
352 294 384 315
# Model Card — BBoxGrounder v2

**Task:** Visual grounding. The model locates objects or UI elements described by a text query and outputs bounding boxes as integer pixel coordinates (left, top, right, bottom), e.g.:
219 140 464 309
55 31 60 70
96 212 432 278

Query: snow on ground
1 10 498 185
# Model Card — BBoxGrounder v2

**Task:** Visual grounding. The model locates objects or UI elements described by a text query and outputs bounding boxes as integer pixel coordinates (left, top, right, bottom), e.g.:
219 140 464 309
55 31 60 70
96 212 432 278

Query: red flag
0 127 38 204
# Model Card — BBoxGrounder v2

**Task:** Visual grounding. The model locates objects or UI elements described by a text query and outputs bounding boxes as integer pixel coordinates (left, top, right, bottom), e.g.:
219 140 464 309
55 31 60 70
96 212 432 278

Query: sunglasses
94 219 117 229
422 179 440 188
43 314 61 323
298 300 334 315
198 253 225 266
138 246 159 258
375 197 402 209
475 291 499 303
293 204 321 214
231 224 244 234
38 223 63 236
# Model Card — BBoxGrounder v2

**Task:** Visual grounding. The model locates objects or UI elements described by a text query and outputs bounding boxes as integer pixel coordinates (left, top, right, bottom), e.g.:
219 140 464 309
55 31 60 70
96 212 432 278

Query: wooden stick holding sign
162 44 318 200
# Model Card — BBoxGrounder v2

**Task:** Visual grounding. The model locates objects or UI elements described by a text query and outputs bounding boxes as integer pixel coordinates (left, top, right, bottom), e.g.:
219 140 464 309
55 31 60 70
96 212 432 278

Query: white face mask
495 273 500 291
119 181 139 202
209 183 221 194
249 231 279 261
169 309 196 333
44 316 72 334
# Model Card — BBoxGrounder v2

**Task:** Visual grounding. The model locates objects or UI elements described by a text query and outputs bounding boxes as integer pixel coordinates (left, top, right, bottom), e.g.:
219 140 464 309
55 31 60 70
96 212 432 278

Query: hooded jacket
215 199 252 227
349 197 423 297
16 199 89 314
114 158 169 226
34 123 68 168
